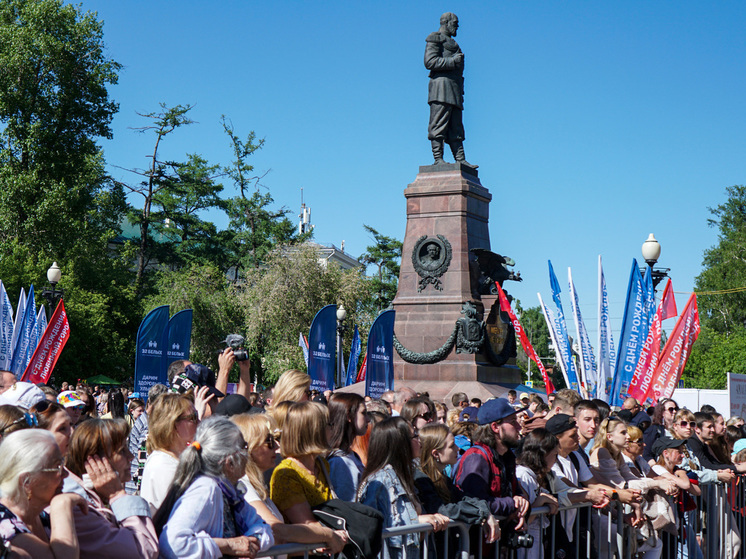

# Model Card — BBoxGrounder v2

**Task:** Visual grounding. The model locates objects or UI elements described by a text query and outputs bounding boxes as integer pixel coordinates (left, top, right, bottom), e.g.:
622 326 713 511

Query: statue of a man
425 13 476 168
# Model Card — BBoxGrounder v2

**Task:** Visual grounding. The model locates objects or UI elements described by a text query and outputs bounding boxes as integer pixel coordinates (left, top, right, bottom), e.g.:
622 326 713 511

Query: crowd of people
0 359 743 559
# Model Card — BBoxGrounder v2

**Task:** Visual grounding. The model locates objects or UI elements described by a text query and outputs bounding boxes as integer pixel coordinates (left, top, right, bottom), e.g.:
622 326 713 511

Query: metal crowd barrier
256 483 746 559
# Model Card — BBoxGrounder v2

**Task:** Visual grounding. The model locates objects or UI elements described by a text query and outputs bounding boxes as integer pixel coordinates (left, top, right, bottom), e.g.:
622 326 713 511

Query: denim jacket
357 465 419 559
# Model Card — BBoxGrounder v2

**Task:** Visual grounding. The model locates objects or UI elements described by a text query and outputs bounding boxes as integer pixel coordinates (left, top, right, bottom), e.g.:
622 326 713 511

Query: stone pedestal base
391 164 519 393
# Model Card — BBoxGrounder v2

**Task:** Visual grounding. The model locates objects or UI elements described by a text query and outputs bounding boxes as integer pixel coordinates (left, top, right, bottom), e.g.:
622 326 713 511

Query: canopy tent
85 374 120 386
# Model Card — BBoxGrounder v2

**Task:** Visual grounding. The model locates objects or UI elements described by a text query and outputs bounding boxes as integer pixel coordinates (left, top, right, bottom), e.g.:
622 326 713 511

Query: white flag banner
0 282 14 371
597 256 616 402
538 293 571 391
9 287 26 368
569 268 597 399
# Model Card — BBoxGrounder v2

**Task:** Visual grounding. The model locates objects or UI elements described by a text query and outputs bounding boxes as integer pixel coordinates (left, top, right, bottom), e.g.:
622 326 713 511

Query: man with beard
453 398 529 531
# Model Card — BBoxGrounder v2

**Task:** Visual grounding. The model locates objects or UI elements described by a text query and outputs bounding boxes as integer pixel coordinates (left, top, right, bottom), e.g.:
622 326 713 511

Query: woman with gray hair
0 429 87 558
155 416 273 559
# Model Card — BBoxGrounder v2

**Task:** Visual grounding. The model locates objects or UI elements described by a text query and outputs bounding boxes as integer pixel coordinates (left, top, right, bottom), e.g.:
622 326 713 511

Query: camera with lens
222 334 249 361
506 532 534 549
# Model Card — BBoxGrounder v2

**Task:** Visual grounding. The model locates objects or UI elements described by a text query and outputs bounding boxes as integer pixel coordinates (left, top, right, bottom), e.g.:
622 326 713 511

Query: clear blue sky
78 1 745 343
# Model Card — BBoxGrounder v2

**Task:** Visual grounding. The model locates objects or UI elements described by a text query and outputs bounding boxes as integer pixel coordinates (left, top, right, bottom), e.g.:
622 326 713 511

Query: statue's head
426 243 440 259
440 12 459 36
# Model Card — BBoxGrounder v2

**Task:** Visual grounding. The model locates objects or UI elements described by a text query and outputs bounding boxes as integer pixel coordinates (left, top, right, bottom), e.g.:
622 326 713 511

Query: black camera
222 334 249 361
506 532 534 549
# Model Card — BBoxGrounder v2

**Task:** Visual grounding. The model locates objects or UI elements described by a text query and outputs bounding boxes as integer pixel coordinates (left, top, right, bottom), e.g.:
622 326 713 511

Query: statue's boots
450 141 478 169
431 140 445 165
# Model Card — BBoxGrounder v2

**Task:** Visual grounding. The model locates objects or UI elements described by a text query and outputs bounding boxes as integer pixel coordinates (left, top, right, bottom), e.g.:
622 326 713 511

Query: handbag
312 499 385 559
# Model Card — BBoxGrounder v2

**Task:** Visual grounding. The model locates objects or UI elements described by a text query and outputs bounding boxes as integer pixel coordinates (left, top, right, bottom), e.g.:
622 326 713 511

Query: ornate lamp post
41 262 64 313
641 234 670 291
336 305 347 387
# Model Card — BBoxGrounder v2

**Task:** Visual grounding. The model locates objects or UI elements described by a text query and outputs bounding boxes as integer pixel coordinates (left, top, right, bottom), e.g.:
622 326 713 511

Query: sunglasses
415 412 433 422
629 439 643 445
678 421 696 428
263 435 277 449
665 407 679 413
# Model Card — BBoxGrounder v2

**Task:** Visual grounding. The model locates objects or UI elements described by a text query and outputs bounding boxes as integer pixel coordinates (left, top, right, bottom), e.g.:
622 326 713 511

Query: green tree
221 117 302 275
0 0 139 383
151 153 226 268
514 305 552 383
118 103 194 293
359 225 402 311
695 185 746 334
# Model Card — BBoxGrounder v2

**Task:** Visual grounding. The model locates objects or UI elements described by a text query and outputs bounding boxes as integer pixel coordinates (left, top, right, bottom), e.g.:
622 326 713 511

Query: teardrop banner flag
610 260 649 407
161 309 193 378
23 300 70 384
547 261 581 391
10 286 36 379
0 282 14 371
648 293 700 403
345 325 361 386
497 283 554 394
597 256 616 402
569 268 596 398
365 309 395 399
627 279 677 403
134 306 170 400
308 305 337 392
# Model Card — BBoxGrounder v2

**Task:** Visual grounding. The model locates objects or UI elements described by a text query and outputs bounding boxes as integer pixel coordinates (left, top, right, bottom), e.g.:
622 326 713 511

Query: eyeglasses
629 439 643 445
665 407 679 413
678 421 696 428
40 463 64 476
177 412 199 424
264 435 277 449
415 412 433 422
32 400 54 414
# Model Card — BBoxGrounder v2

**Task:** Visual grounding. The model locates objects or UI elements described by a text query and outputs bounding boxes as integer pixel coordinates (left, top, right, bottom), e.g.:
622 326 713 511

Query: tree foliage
359 225 402 312
147 244 370 385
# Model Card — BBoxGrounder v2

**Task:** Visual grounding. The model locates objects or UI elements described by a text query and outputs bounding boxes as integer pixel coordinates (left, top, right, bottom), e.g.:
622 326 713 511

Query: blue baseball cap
477 398 524 425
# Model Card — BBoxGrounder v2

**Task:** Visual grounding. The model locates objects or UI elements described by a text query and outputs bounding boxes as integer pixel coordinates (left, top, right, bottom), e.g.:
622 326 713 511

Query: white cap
0 382 46 410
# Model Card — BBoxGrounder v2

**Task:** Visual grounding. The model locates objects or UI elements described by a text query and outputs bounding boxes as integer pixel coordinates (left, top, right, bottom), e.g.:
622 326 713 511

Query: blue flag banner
609 260 650 407
346 325 361 386
538 293 572 390
135 306 170 400
308 305 337 392
10 286 36 379
547 261 580 391
36 306 48 341
365 309 395 399
22 299 40 374
9 288 26 372
643 266 656 326
0 282 14 371
162 309 192 379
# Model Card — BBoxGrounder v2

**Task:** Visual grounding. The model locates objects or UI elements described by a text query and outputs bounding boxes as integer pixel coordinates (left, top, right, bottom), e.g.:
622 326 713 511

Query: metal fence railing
256 481 746 559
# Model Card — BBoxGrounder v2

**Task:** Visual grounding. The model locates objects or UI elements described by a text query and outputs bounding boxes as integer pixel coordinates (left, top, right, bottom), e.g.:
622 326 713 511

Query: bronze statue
425 12 476 168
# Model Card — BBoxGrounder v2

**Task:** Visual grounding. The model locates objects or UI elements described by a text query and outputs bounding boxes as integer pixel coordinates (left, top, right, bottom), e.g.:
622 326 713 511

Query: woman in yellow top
270 401 347 537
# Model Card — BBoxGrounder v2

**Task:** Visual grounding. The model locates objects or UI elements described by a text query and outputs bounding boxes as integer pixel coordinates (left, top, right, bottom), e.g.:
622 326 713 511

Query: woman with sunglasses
400 397 436 434
140 394 199 514
33 400 73 459
62 418 159 559
156 416 274 559
0 429 87 559
622 425 652 477
232 414 347 555
357 417 449 559
643 398 679 463
327 393 368 501
669 409 728 484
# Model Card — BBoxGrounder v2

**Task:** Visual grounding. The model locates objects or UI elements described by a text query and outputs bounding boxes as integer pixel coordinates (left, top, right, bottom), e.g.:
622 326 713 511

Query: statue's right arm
424 33 456 71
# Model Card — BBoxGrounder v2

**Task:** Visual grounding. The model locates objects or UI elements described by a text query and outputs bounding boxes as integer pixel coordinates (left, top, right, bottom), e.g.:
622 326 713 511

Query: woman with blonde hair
269 370 311 409
622 425 651 477
232 414 347 554
63 418 158 558
140 394 199 513
269 402 342 527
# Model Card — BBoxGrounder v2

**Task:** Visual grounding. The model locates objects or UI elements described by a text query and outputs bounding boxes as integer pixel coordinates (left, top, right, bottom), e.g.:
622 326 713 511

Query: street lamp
641 234 670 291
41 262 64 312
336 305 347 387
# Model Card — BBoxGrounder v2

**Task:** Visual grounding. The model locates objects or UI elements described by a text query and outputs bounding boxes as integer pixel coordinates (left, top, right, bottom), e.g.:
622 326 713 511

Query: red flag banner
648 293 700 403
496 283 555 394
627 279 677 403
22 300 70 384
356 354 367 384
